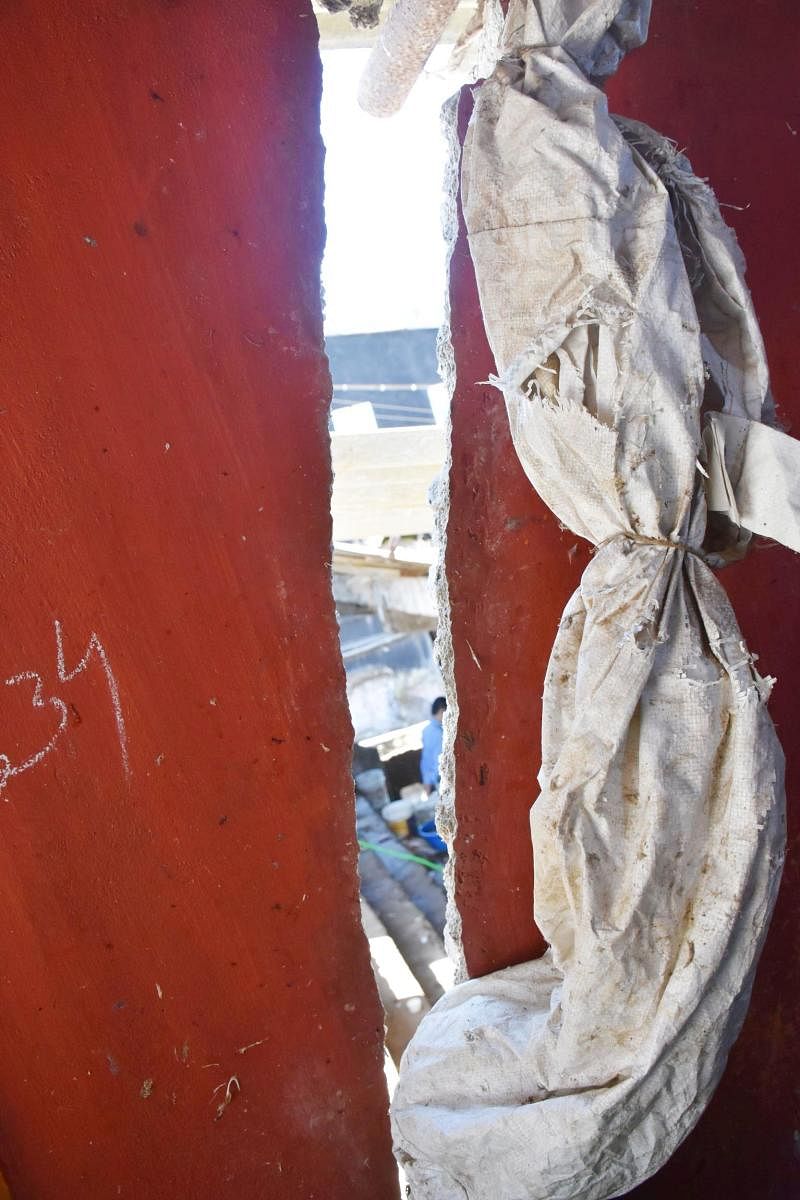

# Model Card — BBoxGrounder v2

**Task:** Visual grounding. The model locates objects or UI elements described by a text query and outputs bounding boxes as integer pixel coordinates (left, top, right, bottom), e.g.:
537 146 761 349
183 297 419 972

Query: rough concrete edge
431 2 504 987
430 88 467 984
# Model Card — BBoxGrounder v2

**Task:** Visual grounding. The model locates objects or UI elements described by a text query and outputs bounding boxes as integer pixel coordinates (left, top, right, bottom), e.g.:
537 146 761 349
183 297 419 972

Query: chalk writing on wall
0 621 129 794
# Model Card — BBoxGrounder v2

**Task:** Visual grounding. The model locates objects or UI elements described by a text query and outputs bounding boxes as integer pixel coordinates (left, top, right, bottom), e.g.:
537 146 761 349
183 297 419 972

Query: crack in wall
431 90 467 982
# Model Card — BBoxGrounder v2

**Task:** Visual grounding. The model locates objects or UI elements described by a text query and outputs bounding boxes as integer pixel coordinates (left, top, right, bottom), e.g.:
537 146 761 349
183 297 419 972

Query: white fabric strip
705 412 800 554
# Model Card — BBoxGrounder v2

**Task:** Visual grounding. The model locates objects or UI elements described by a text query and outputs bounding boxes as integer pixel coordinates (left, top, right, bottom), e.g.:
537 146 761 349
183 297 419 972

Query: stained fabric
389 3 790 1196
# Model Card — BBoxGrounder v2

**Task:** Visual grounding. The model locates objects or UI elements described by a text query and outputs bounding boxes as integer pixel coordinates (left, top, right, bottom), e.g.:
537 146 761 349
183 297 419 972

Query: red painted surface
0 4 396 1197
614 4 800 1196
447 92 588 977
449 1 800 1193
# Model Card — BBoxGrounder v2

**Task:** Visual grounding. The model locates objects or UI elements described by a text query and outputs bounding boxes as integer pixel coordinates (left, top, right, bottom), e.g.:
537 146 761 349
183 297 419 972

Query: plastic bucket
411 796 436 827
419 819 447 854
381 799 413 838
400 782 428 805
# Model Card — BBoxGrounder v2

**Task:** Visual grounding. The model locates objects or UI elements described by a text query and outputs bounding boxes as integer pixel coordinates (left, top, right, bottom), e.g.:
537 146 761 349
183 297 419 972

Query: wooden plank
331 425 445 539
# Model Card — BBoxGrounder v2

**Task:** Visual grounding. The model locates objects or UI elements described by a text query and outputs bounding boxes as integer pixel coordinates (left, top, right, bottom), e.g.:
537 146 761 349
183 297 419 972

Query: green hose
358 838 444 874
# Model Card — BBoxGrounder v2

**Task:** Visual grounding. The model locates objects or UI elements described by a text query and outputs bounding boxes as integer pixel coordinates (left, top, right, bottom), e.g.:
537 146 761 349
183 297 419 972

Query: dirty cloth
357 0 461 116
391 2 789 1197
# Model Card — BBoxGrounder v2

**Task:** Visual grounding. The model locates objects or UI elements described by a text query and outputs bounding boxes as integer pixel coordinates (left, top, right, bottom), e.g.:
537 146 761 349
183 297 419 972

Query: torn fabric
391 3 789 1197
704 413 800 554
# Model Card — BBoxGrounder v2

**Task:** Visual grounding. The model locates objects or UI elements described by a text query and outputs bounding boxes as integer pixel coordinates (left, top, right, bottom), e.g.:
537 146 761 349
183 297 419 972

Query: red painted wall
446 93 584 974
0 3 396 1197
448 1 800 1194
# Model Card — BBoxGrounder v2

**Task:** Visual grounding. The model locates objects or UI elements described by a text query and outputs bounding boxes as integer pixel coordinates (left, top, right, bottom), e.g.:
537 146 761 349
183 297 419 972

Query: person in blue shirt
420 696 446 795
